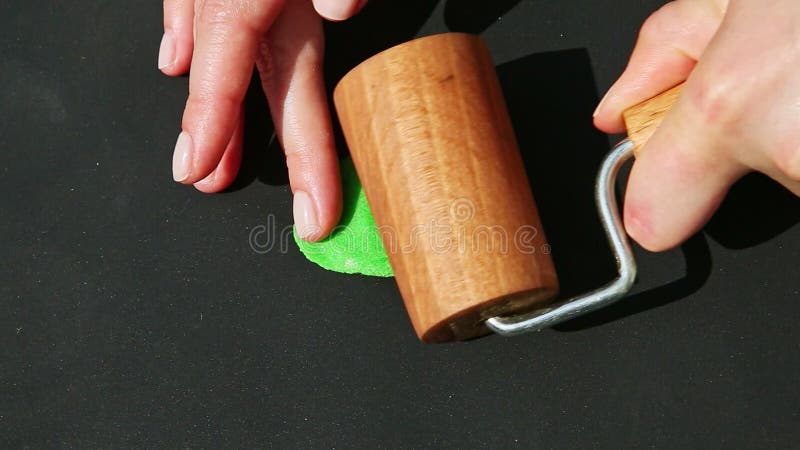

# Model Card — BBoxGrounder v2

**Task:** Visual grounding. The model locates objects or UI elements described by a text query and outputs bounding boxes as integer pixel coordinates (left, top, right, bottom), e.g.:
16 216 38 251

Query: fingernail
314 0 360 21
158 30 176 69
172 131 193 182
593 90 611 117
293 191 321 241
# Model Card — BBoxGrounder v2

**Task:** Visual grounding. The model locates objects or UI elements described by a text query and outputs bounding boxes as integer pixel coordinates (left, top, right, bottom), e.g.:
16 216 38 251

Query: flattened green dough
293 158 393 277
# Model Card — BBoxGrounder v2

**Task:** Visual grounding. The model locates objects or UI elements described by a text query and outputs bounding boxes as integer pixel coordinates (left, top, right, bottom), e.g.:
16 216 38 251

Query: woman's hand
159 0 366 241
594 0 800 251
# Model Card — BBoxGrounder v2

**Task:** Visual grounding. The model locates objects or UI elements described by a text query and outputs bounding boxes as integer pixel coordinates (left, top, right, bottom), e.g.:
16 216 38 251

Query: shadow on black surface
706 173 800 249
549 159 799 331
227 0 442 191
444 0 522 34
323 0 439 84
554 233 712 331
324 0 441 169
226 73 288 191
497 49 618 300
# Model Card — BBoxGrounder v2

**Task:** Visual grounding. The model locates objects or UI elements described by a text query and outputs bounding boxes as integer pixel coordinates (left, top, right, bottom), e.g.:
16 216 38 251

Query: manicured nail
293 191 321 241
172 131 193 182
158 30 176 69
314 0 361 21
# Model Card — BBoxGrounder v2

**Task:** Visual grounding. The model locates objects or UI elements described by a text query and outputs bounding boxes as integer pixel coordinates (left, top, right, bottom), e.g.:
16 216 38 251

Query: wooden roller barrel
333 33 559 342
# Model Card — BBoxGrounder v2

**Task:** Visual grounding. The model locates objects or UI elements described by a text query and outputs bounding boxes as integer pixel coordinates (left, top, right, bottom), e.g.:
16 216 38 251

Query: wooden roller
334 33 559 342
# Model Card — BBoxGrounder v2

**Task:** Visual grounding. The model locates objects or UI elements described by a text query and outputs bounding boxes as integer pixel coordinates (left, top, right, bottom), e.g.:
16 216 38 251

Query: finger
172 0 285 185
160 0 195 74
594 0 726 133
193 109 244 193
623 82 748 252
258 0 341 241
312 0 367 21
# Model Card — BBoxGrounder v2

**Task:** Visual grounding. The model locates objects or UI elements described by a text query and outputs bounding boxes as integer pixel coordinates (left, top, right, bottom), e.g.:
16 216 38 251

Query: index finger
172 0 285 183
593 0 725 134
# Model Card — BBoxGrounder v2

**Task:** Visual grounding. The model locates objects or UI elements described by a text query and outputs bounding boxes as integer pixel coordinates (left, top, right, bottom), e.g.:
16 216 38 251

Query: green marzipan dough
293 158 393 277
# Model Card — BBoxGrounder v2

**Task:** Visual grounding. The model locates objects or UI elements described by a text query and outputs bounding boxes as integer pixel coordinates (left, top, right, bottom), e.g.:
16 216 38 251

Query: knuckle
283 140 314 162
283 143 318 177
197 0 236 27
198 0 229 24
639 2 679 40
685 77 738 130
284 150 318 186
242 0 284 23
183 91 240 123
197 0 282 31
184 91 211 115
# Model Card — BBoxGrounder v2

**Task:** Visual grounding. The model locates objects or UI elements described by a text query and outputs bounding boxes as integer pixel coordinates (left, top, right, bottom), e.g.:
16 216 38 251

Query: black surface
3 0 799 447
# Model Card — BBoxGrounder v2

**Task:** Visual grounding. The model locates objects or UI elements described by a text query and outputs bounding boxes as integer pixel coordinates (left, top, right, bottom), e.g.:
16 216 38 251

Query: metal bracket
486 139 638 335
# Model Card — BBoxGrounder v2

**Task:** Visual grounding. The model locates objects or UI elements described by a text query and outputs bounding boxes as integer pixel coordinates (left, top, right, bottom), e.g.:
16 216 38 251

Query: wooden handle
334 33 559 342
622 82 685 155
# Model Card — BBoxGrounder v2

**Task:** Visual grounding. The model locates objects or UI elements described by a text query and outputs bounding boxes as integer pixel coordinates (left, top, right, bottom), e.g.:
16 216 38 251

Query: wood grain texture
623 82 685 155
334 33 559 342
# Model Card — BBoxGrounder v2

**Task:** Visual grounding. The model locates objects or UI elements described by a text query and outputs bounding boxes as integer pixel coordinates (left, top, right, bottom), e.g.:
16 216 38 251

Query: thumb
312 0 367 21
623 78 746 252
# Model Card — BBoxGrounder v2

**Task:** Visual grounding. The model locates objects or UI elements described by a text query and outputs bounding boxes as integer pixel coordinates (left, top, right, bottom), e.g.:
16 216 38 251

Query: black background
2 0 799 447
